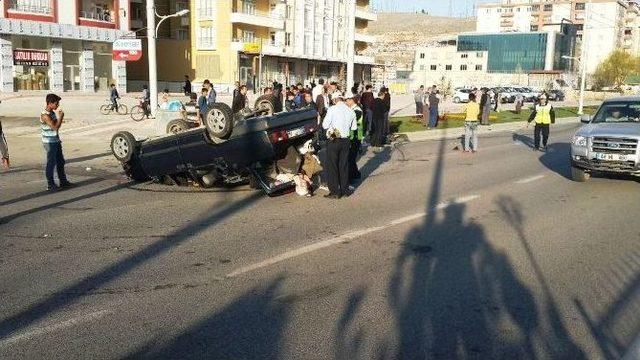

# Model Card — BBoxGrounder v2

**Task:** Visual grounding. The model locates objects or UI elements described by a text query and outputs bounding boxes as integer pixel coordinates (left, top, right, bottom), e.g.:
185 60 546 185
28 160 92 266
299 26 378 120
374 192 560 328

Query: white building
0 0 130 94
477 0 640 73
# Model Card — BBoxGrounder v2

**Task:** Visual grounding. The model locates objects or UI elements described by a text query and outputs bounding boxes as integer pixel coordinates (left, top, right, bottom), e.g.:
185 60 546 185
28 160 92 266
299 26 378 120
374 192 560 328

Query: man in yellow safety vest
527 93 556 152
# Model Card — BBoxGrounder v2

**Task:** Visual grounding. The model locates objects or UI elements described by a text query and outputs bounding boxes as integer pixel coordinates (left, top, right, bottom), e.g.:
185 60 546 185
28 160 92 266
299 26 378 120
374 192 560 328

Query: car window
592 102 640 123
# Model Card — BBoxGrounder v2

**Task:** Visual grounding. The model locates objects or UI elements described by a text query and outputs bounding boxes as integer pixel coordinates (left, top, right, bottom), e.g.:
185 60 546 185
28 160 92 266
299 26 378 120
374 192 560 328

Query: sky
371 0 496 17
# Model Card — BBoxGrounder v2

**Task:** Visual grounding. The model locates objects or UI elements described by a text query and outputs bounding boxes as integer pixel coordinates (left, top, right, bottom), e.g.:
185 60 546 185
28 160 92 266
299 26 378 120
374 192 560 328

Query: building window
430 65 437 70
476 52 483 58
285 32 292 46
197 26 215 49
242 0 256 14
475 65 483 71
419 65 425 70
531 25 539 31
242 30 255 43
197 0 215 18
445 65 452 71
8 0 53 15
544 4 552 11
420 53 425 59
460 65 467 71
575 3 585 11
285 5 293 19
575 24 584 31
461 54 468 59
269 31 276 45
532 4 540 11
175 29 189 40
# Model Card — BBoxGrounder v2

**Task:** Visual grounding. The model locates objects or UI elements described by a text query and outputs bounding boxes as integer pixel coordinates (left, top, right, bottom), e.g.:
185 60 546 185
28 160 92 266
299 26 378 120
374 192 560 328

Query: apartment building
191 0 377 93
0 0 131 93
477 0 640 73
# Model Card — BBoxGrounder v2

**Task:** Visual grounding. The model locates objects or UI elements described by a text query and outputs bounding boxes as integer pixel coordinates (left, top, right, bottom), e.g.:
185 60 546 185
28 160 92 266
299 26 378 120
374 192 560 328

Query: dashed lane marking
515 174 546 184
0 309 111 347
226 195 480 278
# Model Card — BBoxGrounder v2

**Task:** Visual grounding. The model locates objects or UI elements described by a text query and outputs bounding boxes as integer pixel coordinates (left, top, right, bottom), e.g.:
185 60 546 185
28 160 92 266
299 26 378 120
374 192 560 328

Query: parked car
515 87 538 102
110 106 319 196
453 88 473 103
570 96 640 182
547 90 565 101
497 87 518 103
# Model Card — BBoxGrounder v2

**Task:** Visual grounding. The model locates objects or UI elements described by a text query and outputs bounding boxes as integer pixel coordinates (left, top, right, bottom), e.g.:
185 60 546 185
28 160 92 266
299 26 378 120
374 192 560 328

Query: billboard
112 39 142 61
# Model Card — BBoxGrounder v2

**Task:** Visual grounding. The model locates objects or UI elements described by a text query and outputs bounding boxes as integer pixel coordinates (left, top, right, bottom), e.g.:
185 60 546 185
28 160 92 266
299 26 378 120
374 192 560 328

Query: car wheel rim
113 137 129 159
170 125 182 133
207 109 226 132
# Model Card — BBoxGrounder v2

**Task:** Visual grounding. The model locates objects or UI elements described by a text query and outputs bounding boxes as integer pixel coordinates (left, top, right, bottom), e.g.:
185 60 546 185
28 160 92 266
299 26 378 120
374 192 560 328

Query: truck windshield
592 102 640 123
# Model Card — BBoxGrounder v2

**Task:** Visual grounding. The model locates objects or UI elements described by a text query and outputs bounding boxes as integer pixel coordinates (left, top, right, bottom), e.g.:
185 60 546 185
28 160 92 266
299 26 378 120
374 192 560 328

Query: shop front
13 46 50 91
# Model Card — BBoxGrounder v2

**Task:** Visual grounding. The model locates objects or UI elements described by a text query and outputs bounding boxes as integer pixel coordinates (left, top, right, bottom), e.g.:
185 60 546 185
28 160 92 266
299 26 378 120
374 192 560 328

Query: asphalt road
1 123 640 359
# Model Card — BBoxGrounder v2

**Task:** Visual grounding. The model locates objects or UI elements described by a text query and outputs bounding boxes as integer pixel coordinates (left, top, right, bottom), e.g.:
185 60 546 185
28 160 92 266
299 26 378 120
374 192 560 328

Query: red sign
112 39 142 61
13 49 49 66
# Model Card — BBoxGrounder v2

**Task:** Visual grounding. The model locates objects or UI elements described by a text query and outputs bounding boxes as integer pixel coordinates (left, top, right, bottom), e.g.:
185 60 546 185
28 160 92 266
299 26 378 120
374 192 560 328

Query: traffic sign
113 39 142 61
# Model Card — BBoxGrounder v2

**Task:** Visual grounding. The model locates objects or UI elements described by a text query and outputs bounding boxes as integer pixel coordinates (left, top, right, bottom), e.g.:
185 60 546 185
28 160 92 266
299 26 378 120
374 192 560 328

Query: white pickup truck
570 96 640 182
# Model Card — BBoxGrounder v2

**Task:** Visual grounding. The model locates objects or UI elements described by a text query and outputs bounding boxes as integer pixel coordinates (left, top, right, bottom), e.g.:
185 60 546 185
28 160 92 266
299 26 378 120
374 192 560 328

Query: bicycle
130 100 151 122
99 99 128 115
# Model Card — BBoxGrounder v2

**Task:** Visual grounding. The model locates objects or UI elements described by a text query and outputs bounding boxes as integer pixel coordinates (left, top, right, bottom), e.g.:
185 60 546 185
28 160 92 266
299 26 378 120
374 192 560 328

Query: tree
592 50 639 91
438 76 453 99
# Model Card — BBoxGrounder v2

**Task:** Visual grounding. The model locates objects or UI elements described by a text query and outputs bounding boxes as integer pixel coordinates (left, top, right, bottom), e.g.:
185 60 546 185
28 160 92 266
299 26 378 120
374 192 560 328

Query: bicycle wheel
130 105 145 122
117 104 129 115
99 104 111 115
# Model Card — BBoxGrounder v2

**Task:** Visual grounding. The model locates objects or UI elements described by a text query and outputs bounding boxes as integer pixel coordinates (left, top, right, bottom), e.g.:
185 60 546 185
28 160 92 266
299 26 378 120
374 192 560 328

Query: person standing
203 79 217 104
493 90 500 112
322 94 357 199
346 95 364 184
231 85 248 114
313 78 325 103
371 91 387 148
0 120 9 170
480 88 491 125
382 86 391 142
414 85 425 116
463 93 480 153
141 84 151 117
515 93 524 114
109 83 120 112
527 93 555 152
232 81 241 102
360 84 375 136
183 75 192 95
41 93 72 191
197 87 208 125
428 85 440 129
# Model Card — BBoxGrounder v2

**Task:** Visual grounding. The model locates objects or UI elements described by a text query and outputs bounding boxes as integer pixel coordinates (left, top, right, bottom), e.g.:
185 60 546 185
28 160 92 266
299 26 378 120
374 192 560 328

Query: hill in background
365 13 476 69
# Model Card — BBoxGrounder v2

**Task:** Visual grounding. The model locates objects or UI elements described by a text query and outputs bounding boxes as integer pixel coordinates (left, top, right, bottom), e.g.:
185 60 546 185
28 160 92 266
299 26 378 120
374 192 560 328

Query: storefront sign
112 39 142 61
13 49 49 66
243 42 262 54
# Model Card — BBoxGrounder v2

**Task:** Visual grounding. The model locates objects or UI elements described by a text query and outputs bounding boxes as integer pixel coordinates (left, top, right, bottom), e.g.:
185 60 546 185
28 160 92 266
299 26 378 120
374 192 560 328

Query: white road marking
515 174 545 184
226 194 480 278
0 309 111 347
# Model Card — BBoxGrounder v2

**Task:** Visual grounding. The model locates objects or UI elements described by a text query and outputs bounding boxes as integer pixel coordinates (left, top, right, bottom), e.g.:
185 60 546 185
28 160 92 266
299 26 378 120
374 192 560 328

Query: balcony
79 2 117 29
230 10 284 30
500 12 514 17
354 31 375 44
355 6 377 22
6 0 54 22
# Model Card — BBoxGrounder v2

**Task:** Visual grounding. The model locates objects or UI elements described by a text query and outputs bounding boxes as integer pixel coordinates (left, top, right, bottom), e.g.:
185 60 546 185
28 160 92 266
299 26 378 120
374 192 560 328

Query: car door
138 135 185 177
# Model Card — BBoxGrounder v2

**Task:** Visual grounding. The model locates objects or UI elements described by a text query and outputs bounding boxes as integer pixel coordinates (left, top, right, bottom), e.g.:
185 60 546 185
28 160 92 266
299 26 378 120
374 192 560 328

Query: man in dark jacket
382 86 391 142
232 85 248 114
183 75 192 95
360 84 375 136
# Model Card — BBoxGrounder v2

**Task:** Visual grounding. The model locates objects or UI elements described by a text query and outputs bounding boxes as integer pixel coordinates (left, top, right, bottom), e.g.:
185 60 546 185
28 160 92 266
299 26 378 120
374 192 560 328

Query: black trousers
348 138 361 183
534 123 550 148
326 138 350 196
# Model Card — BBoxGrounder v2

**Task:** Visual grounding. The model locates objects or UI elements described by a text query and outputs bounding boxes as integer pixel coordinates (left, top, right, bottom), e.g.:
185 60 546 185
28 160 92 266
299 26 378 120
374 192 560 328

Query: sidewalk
400 116 581 142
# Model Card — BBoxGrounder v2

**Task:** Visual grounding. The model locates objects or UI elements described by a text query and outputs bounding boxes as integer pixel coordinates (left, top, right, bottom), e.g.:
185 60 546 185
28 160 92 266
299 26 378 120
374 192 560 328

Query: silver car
570 96 640 181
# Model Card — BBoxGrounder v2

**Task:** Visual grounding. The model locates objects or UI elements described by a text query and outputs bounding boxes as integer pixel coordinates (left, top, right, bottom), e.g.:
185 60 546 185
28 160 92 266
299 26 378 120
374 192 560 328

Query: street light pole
577 0 591 115
346 0 356 92
146 0 158 117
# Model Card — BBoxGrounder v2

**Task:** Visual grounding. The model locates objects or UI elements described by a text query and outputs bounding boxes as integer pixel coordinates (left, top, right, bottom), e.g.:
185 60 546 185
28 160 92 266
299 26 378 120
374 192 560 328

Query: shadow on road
65 151 113 164
512 132 572 180
0 177 106 208
123 275 290 359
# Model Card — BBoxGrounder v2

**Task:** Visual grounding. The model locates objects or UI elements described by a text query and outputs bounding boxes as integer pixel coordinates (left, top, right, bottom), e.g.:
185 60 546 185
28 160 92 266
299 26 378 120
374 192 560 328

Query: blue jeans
43 142 68 187
429 107 439 128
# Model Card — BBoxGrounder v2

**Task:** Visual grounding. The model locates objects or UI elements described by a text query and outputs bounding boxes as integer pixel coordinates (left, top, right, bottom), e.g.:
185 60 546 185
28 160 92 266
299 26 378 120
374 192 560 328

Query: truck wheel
254 94 276 116
204 103 234 139
111 131 138 163
166 119 190 134
571 166 590 182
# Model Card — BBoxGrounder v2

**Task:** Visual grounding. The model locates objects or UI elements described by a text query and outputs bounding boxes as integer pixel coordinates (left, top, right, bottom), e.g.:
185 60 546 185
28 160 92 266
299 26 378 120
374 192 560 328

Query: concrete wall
126 39 194 81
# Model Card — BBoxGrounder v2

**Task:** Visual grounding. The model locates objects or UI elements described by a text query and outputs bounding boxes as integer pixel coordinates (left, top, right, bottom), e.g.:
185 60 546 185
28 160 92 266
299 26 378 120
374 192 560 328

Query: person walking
428 85 440 129
480 88 491 125
414 85 425 116
322 93 357 199
346 95 364 184
463 93 481 153
527 93 555 152
0 120 9 169
183 75 192 95
40 93 73 191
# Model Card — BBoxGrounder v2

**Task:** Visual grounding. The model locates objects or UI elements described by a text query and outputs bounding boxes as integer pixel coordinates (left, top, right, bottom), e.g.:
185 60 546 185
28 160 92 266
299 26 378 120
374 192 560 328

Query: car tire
166 119 190 134
571 166 590 182
111 131 138 163
254 94 276 116
453 97 460 104
204 102 234 139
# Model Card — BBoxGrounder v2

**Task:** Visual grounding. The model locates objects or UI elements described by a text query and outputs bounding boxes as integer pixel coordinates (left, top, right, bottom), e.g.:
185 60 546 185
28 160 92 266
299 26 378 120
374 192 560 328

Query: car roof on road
603 96 640 103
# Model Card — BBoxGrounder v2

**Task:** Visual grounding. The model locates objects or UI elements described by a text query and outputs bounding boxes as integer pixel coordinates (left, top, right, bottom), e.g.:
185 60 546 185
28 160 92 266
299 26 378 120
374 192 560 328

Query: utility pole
146 0 158 117
346 0 355 92
578 0 591 115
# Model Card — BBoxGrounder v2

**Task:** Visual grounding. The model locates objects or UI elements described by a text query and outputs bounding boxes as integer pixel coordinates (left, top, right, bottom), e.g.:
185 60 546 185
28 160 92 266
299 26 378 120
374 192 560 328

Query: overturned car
110 102 318 196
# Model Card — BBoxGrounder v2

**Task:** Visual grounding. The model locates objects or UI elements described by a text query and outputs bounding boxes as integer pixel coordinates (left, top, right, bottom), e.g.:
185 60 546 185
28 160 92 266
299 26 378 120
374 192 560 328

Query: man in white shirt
322 93 357 199
312 78 325 103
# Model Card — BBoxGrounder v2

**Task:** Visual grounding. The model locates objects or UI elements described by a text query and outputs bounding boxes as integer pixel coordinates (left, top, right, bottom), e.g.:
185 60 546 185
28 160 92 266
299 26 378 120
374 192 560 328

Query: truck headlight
572 136 588 147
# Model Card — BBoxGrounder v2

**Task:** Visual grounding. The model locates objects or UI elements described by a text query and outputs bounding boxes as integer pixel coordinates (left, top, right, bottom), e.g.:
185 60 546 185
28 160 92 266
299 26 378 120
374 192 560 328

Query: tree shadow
0 191 263 340
357 146 392 186
123 275 290 360
334 287 367 360
0 177 106 208
65 152 112 164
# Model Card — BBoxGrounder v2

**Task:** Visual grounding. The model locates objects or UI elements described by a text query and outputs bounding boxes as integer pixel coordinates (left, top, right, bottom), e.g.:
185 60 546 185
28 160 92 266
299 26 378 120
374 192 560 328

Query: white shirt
312 84 324 102
322 101 357 139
